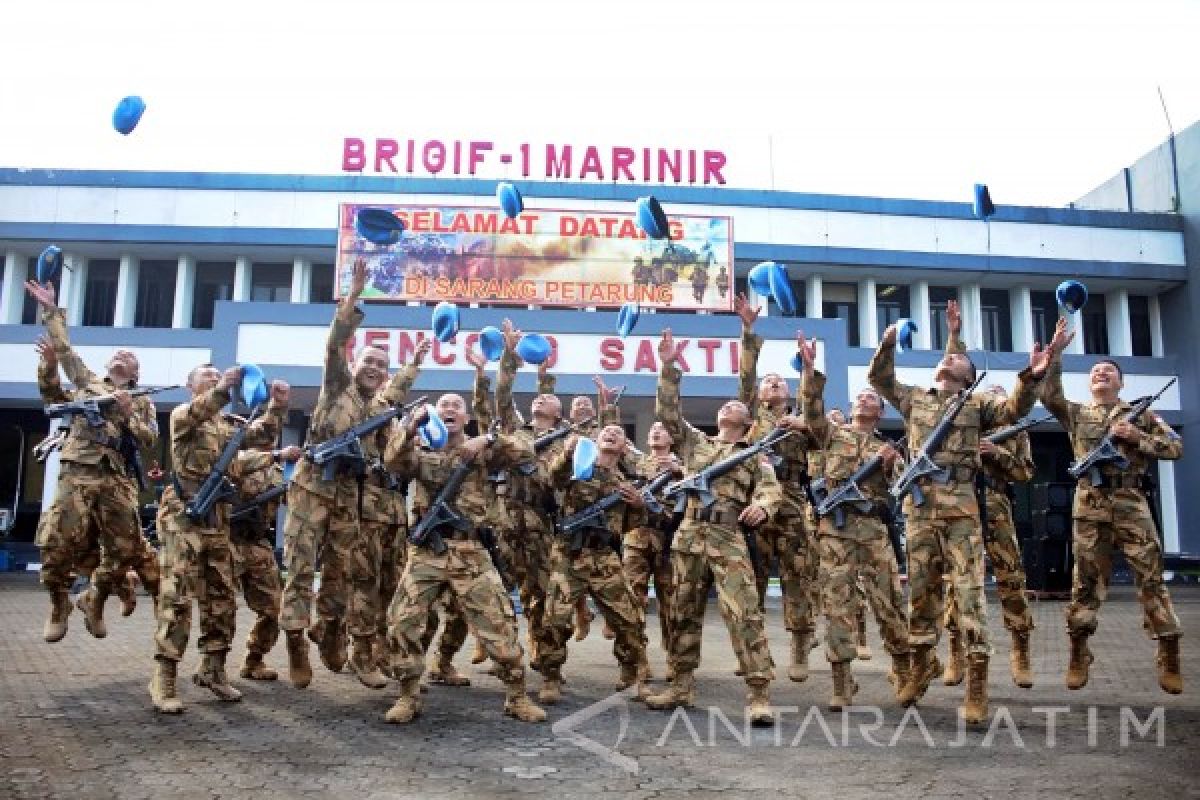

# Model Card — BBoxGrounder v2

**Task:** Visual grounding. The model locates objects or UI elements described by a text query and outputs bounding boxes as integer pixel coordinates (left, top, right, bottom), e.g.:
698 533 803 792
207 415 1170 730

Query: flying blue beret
497 182 524 219
420 405 448 450
36 245 63 284
1056 280 1088 314
432 302 460 343
790 352 804 373
239 363 269 408
516 333 552 365
572 437 597 481
973 183 996 219
768 263 797 316
112 96 146 135
896 318 918 352
635 196 670 240
616 302 640 338
747 262 775 296
355 208 405 246
479 326 505 362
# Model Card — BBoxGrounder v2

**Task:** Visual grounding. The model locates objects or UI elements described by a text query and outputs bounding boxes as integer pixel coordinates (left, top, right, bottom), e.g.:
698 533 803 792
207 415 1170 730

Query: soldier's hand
35 335 57 369
217 366 244 391
947 298 962 336
617 482 645 508
412 337 432 366
112 390 133 417
978 440 998 457
538 359 550 380
797 330 817 371
1048 316 1075 355
1028 341 1053 377
501 318 522 356
658 328 676 366
459 435 491 461
270 380 291 406
406 405 430 435
880 444 900 466
734 293 761 330
1111 420 1142 444
277 445 304 463
739 504 767 527
24 280 57 312
880 324 898 347
349 256 368 298
464 344 486 372
564 434 580 454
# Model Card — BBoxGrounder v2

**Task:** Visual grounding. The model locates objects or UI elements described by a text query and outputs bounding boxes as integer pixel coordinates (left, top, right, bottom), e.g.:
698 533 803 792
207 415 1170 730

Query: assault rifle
889 372 986 506
1068 378 1177 487
478 526 515 592
515 416 596 476
408 446 483 554
662 427 794 515
985 413 1053 445
557 470 674 554
306 396 426 481
185 406 262 523
230 482 289 524
816 437 907 529
45 384 180 428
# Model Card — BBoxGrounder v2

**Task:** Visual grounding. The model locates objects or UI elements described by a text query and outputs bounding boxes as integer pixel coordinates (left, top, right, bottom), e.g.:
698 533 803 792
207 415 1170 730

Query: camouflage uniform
868 335 1039 713
229 462 285 669
39 307 160 632
802 369 909 704
646 358 783 707
1041 354 1183 692
740 327 819 678
622 451 676 669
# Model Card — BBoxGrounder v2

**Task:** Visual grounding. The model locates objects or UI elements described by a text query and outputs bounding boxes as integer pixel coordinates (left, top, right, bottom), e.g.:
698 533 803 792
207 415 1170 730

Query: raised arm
242 381 290 449
465 344 494 431
945 298 967 356
43 306 99 389
537 360 555 396
735 293 762 409
867 324 914 418
495 319 523 432
325 257 369 394
654 328 700 453
1038 319 1077 429
594 376 620 427
984 433 1034 482
35 337 70 405
485 432 536 469
174 375 238 441
125 395 160 450
795 333 831 448
546 438 575 489
383 420 422 479
382 337 428 407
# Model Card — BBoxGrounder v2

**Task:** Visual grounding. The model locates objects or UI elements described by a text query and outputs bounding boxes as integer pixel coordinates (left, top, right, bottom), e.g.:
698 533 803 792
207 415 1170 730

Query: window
1129 295 1153 357
134 260 177 328
875 284 910 338
980 289 1012 352
929 287 956 351
192 262 235 329
309 264 335 303
1083 292 1109 355
251 262 292 302
823 282 859 347
82 259 119 327
1029 290 1058 349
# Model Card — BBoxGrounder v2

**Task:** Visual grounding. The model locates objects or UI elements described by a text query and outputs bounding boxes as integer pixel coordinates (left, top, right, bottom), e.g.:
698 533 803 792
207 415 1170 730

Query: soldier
149 364 293 713
623 421 679 681
280 257 420 689
380 345 545 724
867 304 1051 724
1040 320 1184 694
795 333 910 709
735 295 820 682
690 263 709 304
644 328 783 724
537 425 655 703
716 265 730 300
25 280 161 641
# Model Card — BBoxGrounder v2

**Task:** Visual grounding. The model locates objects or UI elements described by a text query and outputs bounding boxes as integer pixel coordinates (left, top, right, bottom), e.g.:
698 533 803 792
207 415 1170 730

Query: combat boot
645 671 696 710
149 658 184 714
470 637 488 665
1156 636 1183 695
240 651 278 681
889 651 911 698
428 653 471 687
1010 630 1034 689
745 680 774 727
897 645 941 707
504 679 548 723
961 653 989 725
384 677 423 724
193 652 243 702
788 631 812 682
43 591 72 643
286 630 313 688
77 586 108 639
1066 633 1092 690
616 663 649 701
116 579 137 617
942 629 965 686
350 636 389 689
538 672 563 705
829 661 858 711
856 612 873 661
309 619 347 673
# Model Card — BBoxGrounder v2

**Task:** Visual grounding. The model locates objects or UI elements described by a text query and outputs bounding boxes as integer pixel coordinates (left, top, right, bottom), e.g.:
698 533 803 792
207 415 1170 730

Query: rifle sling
686 506 739 525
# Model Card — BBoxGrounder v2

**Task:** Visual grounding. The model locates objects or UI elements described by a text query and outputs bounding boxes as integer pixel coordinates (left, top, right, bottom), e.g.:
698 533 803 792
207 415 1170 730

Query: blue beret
616 302 640 338
635 196 670 240
973 183 995 219
896 318 918 352
112 96 146 135
479 326 505 362
497 182 524 219
432 302 460 343
239 363 269 408
747 262 775 296
355 208 405 246
36 245 63 285
516 333 552 365
420 405 448 450
768 263 797 316
1056 280 1088 314
572 437 597 481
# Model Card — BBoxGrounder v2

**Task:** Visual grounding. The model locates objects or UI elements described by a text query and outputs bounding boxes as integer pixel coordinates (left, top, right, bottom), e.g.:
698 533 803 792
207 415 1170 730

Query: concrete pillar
806 273 823 319
858 278 877 348
233 256 251 302
959 283 983 350
1105 289 1132 357
1010 285 1033 352
41 423 64 510
1065 308 1086 355
1148 294 1164 358
113 254 140 327
173 255 196 329
911 280 931 349
1159 460 1180 553
62 254 87 327
1 250 25 324
291 257 311 304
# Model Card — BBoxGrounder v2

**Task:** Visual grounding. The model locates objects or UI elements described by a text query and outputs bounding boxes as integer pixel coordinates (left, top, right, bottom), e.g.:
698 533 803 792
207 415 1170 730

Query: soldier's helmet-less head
716 399 752 434
354 345 389 393
827 408 847 426
186 363 221 395
596 425 627 454
850 389 885 422
434 393 469 435
758 372 790 405
933 351 977 389
1089 359 1124 397
530 393 562 421
647 420 674 448
106 349 140 387
570 395 595 423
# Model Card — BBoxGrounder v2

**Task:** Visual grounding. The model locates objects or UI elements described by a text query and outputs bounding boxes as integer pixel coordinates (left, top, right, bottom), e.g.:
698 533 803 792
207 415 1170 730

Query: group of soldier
21 257 1185 728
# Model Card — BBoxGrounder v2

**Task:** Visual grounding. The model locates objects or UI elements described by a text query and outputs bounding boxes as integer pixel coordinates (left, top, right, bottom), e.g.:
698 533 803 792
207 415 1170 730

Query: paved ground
1 572 1198 799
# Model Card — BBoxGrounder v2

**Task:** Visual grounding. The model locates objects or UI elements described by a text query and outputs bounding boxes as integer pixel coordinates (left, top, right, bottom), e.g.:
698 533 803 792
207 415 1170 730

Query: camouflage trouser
541 541 646 678
818 523 909 664
375 522 406 642
907 514 990 656
154 496 236 660
669 531 775 682
1068 488 1181 639
622 529 675 653
40 463 159 597
231 534 282 656
386 541 524 682
280 482 375 637
515 509 554 664
944 491 1033 636
753 495 818 634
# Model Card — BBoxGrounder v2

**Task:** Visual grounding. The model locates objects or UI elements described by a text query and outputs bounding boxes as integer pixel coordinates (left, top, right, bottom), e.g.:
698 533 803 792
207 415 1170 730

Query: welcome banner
335 203 734 311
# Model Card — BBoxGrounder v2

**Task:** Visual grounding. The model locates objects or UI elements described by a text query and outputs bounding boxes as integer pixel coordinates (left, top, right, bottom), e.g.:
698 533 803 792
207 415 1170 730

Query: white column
233 256 251 302
291 257 312 304
1105 289 1132 357
1158 461 1180 553
806 273 823 318
1 250 25 324
40 425 64 511
1148 294 1165 358
858 278 877 347
960 283 983 350
172 255 195 329
113 254 140 327
1010 285 1033 352
61 254 87 326
1065 308 1086 354
911 280 931 349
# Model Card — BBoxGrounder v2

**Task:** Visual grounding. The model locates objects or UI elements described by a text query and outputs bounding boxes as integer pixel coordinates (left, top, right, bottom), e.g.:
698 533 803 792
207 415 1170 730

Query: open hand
734 292 761 330
739 504 767 527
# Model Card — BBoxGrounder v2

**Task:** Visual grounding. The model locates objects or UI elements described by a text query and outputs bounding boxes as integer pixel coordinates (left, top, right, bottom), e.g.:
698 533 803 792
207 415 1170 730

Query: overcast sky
2 0 1197 208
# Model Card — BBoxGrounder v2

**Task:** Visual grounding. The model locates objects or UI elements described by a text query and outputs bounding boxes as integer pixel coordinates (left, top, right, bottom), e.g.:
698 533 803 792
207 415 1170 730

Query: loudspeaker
1032 482 1075 513
1031 509 1073 541
1023 536 1073 594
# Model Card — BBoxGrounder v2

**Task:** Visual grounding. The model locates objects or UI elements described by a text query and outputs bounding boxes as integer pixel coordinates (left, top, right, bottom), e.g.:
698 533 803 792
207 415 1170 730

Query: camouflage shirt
802 370 896 505
625 450 678 547
740 328 814 496
548 454 647 544
496 350 567 512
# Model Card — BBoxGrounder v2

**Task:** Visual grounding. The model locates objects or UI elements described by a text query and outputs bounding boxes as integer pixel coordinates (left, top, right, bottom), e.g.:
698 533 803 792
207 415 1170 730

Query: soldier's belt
1081 474 1144 490
925 464 975 485
687 506 739 525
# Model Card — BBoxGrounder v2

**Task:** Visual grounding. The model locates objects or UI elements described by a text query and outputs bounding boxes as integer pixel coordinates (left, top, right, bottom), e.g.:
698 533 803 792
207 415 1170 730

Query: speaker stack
1023 482 1075 597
